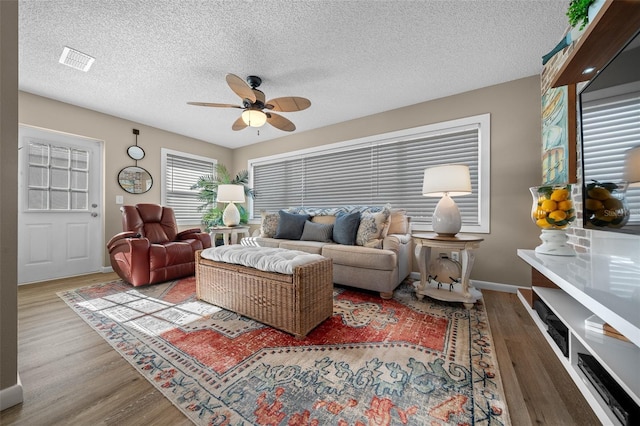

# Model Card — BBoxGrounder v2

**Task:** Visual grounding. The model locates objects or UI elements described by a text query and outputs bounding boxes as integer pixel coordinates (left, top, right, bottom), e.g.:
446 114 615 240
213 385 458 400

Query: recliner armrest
177 228 212 248
176 228 204 238
107 231 141 250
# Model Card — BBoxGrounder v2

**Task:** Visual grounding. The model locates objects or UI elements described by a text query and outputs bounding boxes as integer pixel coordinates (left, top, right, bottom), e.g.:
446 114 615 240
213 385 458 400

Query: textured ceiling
19 0 569 149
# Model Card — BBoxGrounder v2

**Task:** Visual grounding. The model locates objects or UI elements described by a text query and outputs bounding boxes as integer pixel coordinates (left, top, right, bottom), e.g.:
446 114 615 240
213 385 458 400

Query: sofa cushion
356 205 391 248
243 236 282 248
321 244 397 271
260 211 280 238
275 210 310 240
387 209 409 235
300 220 334 242
333 211 360 245
278 240 328 255
311 215 336 225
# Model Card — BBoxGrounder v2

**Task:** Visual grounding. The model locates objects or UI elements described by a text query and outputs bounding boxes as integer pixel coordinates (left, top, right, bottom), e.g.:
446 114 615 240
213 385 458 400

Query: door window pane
26 141 91 211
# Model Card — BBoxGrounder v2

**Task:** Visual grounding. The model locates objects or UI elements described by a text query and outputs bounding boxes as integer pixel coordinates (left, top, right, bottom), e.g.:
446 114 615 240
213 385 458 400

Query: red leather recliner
107 204 211 286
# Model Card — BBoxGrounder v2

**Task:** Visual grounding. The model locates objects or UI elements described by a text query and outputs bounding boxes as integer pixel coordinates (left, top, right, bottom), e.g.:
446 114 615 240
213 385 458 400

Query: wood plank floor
1 274 600 425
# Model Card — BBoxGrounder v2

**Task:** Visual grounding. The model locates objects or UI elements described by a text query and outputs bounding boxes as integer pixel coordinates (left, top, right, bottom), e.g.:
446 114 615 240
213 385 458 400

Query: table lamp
217 184 246 226
624 145 640 187
422 164 471 237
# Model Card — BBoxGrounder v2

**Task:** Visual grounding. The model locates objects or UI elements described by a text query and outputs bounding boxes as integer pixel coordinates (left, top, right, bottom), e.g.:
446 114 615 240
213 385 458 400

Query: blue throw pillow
275 210 310 240
333 211 361 245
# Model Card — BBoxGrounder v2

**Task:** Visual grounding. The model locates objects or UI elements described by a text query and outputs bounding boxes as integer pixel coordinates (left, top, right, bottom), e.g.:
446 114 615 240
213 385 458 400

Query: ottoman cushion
200 245 324 275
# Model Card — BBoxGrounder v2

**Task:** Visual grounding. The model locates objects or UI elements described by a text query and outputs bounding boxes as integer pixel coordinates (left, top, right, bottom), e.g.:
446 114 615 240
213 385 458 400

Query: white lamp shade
217 184 245 203
422 164 472 197
624 146 640 188
241 110 267 127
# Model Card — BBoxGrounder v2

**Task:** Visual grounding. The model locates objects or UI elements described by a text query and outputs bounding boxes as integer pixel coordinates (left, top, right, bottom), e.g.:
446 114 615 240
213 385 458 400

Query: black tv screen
579 29 640 235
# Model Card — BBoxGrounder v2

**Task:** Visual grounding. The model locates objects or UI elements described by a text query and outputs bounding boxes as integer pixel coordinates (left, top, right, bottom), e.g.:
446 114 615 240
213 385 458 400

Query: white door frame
17 124 104 284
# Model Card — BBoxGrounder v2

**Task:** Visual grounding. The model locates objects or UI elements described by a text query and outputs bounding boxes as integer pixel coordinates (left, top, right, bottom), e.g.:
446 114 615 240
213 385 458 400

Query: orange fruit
603 198 623 211
533 209 547 220
550 188 569 202
594 209 614 222
588 187 611 201
540 200 557 212
585 199 604 211
548 210 567 221
536 218 552 228
557 200 573 211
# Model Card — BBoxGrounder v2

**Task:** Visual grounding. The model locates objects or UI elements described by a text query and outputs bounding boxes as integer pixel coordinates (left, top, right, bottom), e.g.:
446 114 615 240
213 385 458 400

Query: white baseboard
408 272 525 294
0 374 23 411
101 266 114 273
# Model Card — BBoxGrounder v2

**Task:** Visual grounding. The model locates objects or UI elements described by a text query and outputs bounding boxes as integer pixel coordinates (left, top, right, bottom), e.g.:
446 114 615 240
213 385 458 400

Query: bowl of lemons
530 185 577 230
584 180 629 228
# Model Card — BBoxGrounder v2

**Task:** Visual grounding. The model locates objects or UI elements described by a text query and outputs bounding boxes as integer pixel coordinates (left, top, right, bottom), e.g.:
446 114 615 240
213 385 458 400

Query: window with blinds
249 114 490 232
161 149 216 224
581 90 640 225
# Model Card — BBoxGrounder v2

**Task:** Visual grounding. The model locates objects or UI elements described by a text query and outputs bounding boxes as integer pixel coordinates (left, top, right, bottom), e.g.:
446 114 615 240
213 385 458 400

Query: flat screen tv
579 28 640 235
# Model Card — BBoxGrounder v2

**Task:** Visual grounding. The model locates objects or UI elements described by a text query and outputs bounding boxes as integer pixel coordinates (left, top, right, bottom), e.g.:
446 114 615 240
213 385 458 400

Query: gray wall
234 76 544 287
18 92 234 266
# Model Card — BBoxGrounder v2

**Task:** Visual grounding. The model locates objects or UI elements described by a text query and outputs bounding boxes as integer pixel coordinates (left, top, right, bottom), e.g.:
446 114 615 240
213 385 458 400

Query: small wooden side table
412 232 484 309
209 226 250 245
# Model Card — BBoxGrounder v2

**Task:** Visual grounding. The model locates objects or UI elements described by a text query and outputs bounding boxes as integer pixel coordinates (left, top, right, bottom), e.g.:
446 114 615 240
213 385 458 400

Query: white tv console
517 249 639 426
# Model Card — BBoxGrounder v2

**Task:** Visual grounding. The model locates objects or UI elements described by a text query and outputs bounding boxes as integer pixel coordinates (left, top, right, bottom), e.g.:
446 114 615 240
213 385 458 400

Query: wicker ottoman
195 249 333 338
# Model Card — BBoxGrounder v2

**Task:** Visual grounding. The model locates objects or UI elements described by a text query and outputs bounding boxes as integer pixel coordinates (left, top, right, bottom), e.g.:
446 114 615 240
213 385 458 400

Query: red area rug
58 277 511 425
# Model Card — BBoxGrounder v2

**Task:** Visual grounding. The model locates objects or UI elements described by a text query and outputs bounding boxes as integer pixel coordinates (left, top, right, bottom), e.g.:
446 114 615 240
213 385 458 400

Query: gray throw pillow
300 221 334 242
333 211 361 245
275 210 310 240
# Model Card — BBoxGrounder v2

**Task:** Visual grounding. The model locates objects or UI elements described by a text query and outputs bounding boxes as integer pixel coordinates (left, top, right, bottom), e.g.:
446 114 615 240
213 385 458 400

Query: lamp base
432 193 462 237
222 202 240 227
535 229 575 256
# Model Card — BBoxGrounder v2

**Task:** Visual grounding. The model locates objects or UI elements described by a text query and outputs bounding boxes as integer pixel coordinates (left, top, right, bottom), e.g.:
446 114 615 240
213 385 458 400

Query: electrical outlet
450 251 459 262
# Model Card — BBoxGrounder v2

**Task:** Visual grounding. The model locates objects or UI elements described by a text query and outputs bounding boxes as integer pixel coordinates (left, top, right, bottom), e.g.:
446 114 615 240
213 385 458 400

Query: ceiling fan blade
226 73 256 103
232 116 248 131
265 97 311 112
187 101 242 108
267 112 296 132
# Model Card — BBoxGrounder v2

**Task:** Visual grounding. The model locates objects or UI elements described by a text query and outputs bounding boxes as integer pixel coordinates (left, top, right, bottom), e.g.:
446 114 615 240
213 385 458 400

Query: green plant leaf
191 163 256 227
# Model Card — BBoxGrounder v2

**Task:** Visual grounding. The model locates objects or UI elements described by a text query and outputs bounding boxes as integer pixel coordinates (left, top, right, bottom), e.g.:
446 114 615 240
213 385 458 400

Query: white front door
18 125 103 284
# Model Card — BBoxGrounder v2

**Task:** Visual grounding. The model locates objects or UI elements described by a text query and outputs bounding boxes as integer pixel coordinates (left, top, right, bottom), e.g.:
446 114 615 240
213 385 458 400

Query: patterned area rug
58 277 511 425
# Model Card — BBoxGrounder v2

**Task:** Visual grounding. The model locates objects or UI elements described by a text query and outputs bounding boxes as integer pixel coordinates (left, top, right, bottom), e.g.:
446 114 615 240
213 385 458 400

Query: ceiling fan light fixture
242 109 267 127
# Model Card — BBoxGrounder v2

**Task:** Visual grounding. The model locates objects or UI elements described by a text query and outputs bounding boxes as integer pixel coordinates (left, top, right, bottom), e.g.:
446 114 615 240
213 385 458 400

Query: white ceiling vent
59 46 95 72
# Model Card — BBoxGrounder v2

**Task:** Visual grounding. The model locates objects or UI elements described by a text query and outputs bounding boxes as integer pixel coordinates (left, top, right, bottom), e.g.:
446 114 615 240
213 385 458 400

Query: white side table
412 232 483 309
209 226 250 245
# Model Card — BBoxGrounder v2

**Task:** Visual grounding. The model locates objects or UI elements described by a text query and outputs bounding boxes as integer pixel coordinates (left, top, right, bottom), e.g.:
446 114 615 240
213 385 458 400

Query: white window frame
248 114 491 233
161 148 217 226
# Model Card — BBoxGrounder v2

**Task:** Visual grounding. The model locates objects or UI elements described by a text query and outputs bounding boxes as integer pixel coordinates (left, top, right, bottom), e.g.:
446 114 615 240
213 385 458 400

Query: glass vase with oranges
529 184 576 256
530 185 576 230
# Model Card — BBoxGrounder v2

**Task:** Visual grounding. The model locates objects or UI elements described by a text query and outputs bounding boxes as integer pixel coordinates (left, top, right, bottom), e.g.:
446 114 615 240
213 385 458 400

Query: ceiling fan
187 74 311 132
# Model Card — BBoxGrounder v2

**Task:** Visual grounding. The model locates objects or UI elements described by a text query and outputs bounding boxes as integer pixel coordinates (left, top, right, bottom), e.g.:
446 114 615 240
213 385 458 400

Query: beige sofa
242 205 412 299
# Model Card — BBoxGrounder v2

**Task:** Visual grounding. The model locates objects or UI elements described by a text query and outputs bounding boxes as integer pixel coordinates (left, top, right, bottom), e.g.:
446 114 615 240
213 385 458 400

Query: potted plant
191 164 256 231
567 0 595 31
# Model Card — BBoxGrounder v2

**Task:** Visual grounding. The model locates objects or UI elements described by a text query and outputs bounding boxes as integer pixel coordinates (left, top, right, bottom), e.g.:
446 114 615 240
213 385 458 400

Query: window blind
582 91 640 224
163 151 216 224
252 124 482 227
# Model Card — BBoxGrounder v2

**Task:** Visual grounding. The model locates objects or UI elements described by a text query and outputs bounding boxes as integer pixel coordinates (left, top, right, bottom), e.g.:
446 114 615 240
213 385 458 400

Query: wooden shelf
551 0 640 88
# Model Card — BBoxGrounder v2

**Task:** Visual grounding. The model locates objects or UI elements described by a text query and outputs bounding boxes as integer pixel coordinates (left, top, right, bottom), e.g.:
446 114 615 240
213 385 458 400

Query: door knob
91 212 98 217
